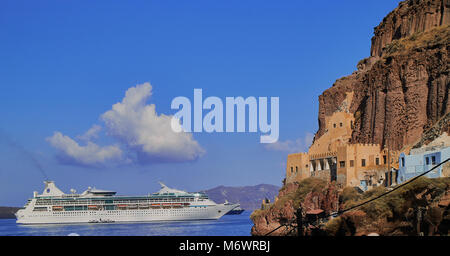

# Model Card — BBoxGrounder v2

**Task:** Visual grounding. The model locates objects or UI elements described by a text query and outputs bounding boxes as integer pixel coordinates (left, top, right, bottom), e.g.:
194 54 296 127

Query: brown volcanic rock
302 183 340 213
253 1 450 236
251 180 339 236
350 42 449 150
250 183 298 236
371 0 450 57
314 2 450 151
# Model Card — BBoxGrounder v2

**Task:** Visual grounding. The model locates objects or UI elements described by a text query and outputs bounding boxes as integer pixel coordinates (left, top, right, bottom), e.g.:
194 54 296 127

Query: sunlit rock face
314 0 450 152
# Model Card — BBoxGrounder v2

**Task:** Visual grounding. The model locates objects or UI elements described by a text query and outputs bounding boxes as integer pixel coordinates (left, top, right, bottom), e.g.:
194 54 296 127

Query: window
426 157 430 165
401 157 405 167
291 167 293 173
431 156 436 165
383 155 387 164
376 158 380 165
339 161 345 168
361 159 366 167
350 160 354 167
296 166 298 173
340 122 343 127
333 123 336 128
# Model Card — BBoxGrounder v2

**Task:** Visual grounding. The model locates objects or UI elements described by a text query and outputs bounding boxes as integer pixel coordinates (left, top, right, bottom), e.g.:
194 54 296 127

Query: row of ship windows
34 207 209 212
35 199 200 205
30 208 209 216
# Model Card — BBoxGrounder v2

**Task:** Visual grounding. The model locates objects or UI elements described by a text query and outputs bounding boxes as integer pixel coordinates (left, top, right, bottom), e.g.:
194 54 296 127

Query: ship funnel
41 181 64 197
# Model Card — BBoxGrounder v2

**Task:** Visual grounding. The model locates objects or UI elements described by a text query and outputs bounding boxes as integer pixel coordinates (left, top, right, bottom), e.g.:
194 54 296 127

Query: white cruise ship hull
17 181 240 225
16 204 237 224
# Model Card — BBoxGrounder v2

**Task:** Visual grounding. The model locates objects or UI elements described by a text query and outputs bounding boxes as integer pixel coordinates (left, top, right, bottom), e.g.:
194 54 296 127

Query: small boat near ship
224 200 245 215
226 206 245 215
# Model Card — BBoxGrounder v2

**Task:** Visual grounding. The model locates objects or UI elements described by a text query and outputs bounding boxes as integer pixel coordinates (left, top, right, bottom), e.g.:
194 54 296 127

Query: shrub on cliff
334 177 450 235
340 187 362 204
292 178 328 209
250 178 328 221
384 25 449 56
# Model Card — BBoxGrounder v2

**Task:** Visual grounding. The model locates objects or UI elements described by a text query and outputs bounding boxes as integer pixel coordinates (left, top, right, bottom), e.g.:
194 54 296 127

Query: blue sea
0 211 253 236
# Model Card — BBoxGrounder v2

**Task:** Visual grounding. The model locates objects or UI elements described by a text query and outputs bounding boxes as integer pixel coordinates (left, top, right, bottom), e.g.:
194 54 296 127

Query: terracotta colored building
286 110 398 190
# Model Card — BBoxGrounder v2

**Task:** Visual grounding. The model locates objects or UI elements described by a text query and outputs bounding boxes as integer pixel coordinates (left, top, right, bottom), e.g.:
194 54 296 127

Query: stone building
286 110 399 191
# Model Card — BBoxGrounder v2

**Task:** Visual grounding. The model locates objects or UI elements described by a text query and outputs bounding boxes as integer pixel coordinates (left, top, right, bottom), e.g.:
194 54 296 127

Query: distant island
205 184 280 211
0 206 20 219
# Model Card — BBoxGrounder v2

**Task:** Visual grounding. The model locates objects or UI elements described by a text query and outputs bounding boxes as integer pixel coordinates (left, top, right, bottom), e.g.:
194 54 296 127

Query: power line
332 157 449 217
264 157 449 236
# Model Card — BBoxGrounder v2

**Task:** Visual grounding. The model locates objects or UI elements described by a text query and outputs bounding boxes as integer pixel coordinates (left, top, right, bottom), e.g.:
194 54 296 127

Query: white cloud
46 132 123 167
47 82 205 167
264 132 314 153
76 124 102 142
101 82 205 164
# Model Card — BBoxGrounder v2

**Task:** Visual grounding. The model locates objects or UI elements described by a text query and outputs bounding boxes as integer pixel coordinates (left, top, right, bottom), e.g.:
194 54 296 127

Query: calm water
0 211 253 236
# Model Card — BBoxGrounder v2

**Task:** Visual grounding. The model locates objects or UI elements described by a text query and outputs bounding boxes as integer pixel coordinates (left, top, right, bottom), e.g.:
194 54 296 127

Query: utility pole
296 207 303 237
417 207 424 236
387 131 391 187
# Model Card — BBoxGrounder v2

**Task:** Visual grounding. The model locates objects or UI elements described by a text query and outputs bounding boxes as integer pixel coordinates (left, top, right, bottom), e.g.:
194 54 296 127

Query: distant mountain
204 184 280 211
0 206 19 219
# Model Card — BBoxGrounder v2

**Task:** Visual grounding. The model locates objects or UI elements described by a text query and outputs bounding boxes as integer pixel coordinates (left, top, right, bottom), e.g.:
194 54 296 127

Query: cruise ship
16 181 240 224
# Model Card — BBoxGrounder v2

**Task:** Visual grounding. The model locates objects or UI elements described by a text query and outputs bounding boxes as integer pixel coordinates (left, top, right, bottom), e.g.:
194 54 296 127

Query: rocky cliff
324 177 450 236
251 177 450 236
314 0 450 151
251 179 340 236
371 0 450 57
252 0 450 236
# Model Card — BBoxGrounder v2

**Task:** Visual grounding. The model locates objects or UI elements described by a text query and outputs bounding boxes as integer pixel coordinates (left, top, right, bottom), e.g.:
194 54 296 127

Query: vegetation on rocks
383 25 450 56
325 177 450 236
252 177 450 236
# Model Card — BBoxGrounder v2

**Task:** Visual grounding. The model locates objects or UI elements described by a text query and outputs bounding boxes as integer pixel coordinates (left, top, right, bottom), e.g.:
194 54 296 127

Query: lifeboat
52 206 63 211
162 203 172 208
127 204 138 209
88 205 99 210
138 204 149 209
117 204 128 210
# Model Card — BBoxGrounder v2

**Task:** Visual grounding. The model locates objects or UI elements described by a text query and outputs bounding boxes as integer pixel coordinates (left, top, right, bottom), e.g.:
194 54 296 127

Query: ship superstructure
16 181 239 224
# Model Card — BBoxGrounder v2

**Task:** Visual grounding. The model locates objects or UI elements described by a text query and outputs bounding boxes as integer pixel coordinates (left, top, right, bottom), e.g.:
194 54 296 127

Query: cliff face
371 0 450 57
251 177 450 236
252 0 450 236
315 0 450 151
324 178 450 236
251 179 340 236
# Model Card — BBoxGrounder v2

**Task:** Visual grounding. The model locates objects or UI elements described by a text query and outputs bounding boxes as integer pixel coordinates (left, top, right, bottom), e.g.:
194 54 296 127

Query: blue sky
0 0 400 206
